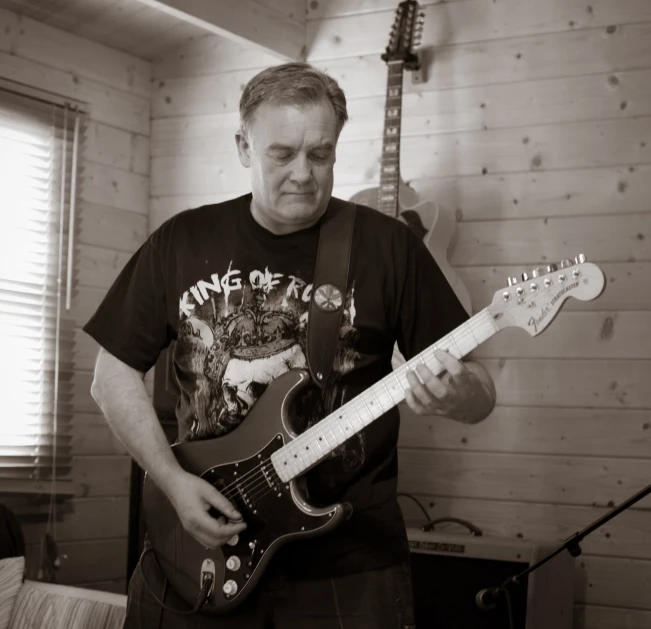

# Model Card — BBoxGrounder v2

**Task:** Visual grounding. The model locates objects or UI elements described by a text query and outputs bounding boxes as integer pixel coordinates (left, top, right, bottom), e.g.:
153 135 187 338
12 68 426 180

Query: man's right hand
165 470 247 549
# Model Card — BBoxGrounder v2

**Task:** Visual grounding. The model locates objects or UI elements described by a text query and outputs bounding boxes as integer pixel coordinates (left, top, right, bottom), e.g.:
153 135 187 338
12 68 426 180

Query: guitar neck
377 61 404 217
272 309 499 482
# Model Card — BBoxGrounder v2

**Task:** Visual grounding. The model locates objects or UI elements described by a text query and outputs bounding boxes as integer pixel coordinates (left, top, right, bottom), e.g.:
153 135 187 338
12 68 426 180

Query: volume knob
223 579 238 596
226 556 241 571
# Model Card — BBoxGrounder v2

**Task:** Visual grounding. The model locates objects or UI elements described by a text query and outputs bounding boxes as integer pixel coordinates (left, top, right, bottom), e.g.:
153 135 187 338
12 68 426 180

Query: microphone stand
475 483 651 619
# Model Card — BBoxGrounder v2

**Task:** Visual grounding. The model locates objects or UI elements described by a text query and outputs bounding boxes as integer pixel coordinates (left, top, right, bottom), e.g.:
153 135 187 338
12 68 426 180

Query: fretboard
271 309 499 482
377 61 404 218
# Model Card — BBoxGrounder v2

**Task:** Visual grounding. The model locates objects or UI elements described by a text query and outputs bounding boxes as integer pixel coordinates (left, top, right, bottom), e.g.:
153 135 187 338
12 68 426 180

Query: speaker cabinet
407 528 574 629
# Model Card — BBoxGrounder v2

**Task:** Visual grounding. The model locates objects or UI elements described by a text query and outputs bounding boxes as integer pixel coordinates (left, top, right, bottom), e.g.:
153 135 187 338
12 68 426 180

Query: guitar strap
307 197 357 389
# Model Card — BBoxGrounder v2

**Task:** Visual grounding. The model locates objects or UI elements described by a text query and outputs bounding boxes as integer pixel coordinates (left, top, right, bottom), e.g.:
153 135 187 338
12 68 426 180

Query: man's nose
289 154 313 183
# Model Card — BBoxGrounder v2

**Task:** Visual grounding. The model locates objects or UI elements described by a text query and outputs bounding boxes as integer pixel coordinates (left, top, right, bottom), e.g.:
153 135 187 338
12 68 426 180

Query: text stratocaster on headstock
487 254 606 336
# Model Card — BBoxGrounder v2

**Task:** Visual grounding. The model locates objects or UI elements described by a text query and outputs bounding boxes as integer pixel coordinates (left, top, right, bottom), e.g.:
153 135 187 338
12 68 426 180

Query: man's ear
235 129 251 168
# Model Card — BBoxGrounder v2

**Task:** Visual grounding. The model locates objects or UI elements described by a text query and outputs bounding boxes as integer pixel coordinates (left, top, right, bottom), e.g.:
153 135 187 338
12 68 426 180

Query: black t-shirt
83 193 468 577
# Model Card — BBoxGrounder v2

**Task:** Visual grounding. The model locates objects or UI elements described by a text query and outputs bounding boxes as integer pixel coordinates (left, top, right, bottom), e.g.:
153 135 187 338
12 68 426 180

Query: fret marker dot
294 455 297 458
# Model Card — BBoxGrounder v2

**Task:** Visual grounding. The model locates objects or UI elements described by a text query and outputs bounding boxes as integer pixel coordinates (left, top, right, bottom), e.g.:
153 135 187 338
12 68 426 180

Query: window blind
0 85 84 494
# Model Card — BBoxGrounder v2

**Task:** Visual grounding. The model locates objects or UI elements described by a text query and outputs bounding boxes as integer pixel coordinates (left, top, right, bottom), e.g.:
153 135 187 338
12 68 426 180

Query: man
85 62 496 628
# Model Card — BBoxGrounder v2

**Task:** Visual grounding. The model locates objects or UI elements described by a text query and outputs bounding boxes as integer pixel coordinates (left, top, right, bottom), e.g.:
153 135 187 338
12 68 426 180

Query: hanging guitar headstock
382 0 425 70
487 255 606 336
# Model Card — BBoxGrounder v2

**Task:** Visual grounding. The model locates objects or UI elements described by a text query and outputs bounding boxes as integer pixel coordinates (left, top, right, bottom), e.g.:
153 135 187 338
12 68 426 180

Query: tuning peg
560 259 573 269
521 272 530 282
575 253 587 264
507 276 519 286
531 266 547 278
546 264 558 272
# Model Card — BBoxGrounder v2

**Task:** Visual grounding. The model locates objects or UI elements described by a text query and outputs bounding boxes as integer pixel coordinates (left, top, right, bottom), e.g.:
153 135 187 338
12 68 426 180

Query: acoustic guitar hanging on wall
349 0 472 315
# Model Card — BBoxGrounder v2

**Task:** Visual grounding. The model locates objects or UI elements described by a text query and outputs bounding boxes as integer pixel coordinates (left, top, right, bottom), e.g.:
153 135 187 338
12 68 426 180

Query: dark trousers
123 551 416 629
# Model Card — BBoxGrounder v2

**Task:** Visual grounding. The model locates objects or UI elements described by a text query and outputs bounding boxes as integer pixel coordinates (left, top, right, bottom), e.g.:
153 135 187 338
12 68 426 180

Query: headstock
382 0 425 69
487 255 605 336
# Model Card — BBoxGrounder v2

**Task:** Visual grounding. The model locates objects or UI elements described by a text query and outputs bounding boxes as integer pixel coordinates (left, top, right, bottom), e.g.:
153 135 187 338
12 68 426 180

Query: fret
392 372 406 394
449 334 462 357
381 184 396 191
360 395 375 420
380 380 397 404
369 387 387 413
380 195 395 202
383 165 398 173
336 411 357 438
385 128 399 136
464 321 479 346
386 108 400 117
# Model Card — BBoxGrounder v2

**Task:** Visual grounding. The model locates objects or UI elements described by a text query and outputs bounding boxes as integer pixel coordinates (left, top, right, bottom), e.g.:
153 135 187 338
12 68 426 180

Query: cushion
9 581 126 629
0 556 25 629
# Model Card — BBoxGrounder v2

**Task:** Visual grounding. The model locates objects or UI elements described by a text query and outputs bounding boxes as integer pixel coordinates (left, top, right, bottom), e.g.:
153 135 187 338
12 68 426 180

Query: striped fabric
0 557 25 629
9 581 126 629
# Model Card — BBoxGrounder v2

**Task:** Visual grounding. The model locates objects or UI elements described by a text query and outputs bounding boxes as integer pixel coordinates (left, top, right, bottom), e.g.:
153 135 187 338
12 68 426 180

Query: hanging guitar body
142 369 351 616
350 179 472 316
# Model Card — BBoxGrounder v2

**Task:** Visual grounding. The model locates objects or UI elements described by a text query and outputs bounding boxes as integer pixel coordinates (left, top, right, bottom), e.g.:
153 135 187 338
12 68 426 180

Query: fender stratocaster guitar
349 0 473 315
142 256 605 615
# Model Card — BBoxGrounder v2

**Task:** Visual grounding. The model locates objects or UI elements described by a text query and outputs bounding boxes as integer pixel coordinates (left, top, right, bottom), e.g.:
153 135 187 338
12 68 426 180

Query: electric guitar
349 0 473 315
142 256 605 615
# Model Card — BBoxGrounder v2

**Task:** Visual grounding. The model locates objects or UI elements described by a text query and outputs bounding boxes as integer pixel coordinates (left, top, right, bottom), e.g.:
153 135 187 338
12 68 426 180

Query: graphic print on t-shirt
175 262 365 472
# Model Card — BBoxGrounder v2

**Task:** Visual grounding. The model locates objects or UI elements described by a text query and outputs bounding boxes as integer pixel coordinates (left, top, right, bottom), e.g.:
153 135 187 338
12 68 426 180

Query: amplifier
406 528 574 629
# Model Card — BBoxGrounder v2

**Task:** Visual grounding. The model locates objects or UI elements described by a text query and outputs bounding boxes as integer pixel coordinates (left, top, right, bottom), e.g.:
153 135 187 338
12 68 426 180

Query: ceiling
0 0 211 59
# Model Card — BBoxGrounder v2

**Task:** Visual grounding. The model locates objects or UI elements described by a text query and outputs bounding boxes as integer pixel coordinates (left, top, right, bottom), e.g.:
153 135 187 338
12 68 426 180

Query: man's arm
405 349 496 424
90 348 246 548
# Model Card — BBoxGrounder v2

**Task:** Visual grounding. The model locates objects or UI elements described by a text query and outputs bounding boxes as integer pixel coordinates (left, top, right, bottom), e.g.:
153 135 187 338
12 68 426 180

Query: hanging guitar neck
378 61 405 217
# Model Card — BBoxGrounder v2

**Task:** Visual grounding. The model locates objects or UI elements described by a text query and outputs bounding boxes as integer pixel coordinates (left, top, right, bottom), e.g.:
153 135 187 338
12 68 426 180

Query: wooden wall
0 8 151 593
151 0 651 627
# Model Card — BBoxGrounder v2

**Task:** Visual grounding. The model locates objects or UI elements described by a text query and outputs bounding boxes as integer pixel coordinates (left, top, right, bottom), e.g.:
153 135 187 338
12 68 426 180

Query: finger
406 370 435 407
200 480 242 521
434 349 469 384
196 517 247 549
405 387 428 415
415 365 448 399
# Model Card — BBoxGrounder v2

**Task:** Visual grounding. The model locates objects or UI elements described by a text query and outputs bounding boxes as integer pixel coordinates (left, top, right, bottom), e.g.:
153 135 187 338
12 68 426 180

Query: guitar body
350 178 473 316
142 369 351 615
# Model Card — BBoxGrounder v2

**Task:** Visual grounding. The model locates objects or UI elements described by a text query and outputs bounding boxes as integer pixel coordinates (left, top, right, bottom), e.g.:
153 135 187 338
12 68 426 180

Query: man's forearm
91 349 183 494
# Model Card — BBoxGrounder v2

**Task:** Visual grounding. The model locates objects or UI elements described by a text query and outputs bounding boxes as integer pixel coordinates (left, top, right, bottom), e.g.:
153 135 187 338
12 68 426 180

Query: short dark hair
239 62 348 136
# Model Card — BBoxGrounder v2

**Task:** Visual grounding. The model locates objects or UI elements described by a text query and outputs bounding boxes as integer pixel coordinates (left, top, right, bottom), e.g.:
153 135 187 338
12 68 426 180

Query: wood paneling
322 24 651 98
0 0 208 60
25 538 128 583
451 215 650 266
574 605 651 629
484 359 651 408
0 8 150 96
398 406 651 458
151 68 651 155
78 203 148 253
398 449 651 508
150 117 651 192
21 497 129 544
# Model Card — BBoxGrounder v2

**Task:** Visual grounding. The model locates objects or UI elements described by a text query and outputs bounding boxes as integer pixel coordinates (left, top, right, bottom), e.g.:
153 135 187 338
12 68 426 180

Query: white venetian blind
0 85 84 494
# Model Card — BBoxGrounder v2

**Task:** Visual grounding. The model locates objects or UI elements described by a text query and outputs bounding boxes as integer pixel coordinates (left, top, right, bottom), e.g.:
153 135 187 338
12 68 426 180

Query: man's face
235 99 339 234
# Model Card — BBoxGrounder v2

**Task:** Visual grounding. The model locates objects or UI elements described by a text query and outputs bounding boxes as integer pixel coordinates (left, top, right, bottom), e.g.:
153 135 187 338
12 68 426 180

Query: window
0 83 84 496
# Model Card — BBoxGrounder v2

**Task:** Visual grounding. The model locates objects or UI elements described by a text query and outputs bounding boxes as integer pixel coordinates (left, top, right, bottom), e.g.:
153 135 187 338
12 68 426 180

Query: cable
500 586 516 629
396 492 431 524
141 547 213 616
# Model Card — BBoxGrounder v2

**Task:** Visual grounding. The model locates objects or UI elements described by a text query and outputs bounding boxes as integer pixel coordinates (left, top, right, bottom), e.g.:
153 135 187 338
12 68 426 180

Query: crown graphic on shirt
222 297 300 359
